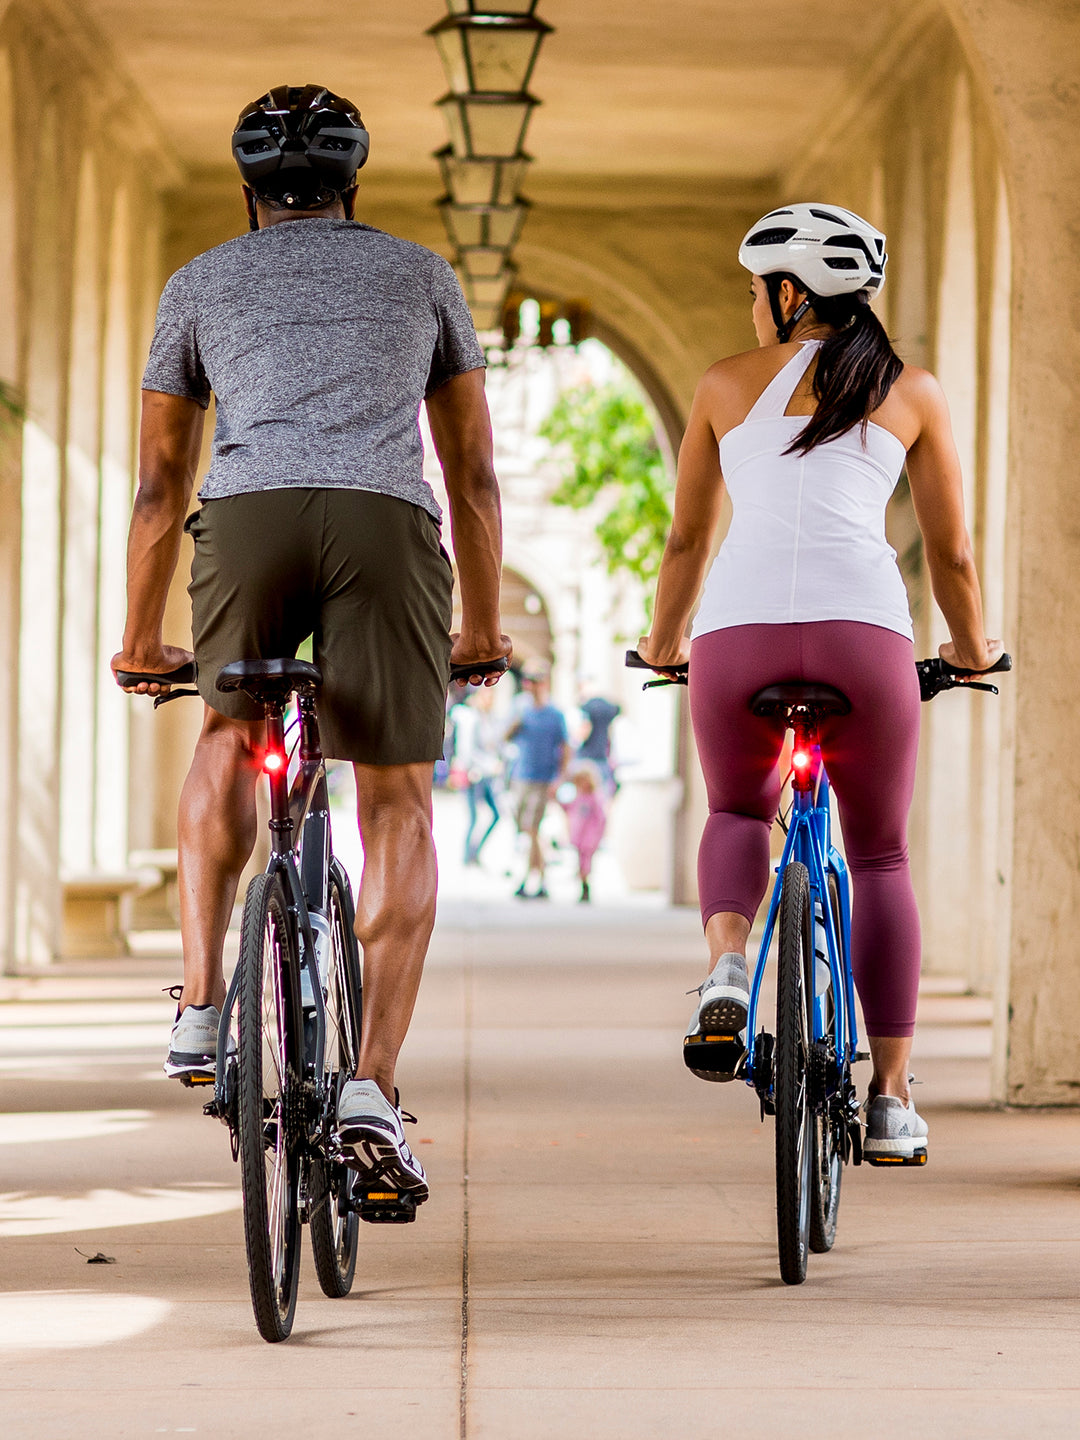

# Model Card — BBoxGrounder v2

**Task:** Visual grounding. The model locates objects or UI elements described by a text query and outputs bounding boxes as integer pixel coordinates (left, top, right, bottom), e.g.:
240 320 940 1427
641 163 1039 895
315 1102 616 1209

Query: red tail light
792 750 811 771
263 750 285 773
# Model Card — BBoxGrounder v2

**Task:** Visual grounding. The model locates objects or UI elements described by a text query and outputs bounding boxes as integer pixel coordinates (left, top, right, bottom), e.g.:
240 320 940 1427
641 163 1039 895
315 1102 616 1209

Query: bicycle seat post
263 699 293 855
790 709 817 796
296 688 321 765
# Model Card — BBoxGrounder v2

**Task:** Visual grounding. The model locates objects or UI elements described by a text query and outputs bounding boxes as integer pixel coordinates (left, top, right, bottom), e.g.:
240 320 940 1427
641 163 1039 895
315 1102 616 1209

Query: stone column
949 0 1080 1103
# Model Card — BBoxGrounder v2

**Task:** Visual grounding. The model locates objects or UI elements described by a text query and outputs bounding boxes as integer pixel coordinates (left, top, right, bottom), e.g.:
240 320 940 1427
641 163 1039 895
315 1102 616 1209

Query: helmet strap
776 297 813 343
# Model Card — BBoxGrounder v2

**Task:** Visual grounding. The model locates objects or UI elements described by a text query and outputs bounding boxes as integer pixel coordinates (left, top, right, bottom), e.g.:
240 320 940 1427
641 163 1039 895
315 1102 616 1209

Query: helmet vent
809 208 846 224
823 256 859 271
746 227 797 247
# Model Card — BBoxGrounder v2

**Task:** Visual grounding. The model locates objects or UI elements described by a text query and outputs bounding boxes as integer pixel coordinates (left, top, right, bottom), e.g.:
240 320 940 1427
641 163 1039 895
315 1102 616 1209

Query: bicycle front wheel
809 872 845 1254
238 871 304 1342
310 860 362 1298
775 861 814 1285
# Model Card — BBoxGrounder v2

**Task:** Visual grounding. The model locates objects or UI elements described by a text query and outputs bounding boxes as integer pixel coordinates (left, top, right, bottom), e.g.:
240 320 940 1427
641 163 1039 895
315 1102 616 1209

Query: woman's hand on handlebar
111 643 195 694
450 632 513 687
938 638 1004 676
636 634 691 676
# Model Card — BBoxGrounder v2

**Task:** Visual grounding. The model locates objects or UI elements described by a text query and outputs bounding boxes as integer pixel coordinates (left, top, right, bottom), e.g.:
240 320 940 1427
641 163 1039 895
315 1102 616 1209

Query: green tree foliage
538 380 671 609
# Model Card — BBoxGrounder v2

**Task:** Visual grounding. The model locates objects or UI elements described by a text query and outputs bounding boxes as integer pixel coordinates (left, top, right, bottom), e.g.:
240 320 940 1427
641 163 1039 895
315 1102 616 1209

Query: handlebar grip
950 652 1012 678
624 649 689 686
115 662 197 688
449 656 510 684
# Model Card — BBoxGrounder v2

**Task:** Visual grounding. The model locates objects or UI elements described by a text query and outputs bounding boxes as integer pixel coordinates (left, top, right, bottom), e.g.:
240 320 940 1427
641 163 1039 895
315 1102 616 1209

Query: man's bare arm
111 390 205 689
425 368 511 679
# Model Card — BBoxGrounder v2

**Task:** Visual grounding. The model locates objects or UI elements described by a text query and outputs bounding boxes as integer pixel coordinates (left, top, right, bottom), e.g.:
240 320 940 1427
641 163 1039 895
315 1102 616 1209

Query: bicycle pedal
179 1073 215 1088
683 1033 745 1077
356 1187 418 1224
864 1148 927 1168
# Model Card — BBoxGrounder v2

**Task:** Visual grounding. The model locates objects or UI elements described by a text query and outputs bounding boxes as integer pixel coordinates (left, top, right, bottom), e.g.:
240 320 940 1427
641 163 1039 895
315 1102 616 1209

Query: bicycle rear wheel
775 861 814 1285
310 860 362 1298
238 871 304 1342
809 873 845 1254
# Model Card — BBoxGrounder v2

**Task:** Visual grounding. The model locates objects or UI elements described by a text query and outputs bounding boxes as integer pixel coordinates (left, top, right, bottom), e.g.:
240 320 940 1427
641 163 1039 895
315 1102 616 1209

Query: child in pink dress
561 766 608 903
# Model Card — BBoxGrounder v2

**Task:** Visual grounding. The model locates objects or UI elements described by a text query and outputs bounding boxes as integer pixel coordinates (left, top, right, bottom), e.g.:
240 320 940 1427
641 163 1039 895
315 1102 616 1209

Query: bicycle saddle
216 658 323 694
750 683 852 718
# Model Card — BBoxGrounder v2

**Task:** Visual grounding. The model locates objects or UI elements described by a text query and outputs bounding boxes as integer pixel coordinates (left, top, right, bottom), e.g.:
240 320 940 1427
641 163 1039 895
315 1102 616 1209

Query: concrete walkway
1 901 1078 1439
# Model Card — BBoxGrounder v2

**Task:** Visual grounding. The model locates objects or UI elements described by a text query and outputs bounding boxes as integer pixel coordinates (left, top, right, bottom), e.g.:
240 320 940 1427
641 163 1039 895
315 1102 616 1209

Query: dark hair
764 273 903 455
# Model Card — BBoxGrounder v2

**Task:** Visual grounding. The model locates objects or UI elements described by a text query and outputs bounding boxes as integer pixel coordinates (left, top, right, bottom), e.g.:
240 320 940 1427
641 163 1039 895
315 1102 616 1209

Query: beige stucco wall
0 0 175 967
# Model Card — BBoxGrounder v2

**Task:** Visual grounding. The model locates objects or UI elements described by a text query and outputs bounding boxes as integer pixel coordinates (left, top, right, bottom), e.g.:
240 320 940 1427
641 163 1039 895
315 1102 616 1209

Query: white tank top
692 341 913 642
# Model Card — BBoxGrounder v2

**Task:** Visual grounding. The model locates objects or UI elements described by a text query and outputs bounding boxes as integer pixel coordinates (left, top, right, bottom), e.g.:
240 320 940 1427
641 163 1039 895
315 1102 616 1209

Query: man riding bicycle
111 85 510 1211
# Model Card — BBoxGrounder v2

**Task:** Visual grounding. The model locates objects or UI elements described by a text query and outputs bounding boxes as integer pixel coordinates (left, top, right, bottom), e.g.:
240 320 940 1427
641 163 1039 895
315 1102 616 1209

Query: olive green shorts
186 490 453 764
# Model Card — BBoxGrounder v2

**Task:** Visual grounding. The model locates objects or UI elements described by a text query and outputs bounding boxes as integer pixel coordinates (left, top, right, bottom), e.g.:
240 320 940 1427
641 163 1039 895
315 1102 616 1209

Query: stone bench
61 866 163 958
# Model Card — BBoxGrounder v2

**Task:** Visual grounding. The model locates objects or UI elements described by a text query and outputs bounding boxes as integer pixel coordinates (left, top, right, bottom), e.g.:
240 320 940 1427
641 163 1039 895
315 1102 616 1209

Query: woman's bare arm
638 374 728 668
904 370 1000 672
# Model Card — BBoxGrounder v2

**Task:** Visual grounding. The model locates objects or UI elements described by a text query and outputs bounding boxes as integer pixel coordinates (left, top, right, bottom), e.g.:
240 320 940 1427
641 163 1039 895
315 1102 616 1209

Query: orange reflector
367 1192 399 1201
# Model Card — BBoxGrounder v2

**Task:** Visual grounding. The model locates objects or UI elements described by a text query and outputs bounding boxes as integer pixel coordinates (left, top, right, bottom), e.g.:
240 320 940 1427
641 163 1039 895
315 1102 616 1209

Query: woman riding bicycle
638 203 1003 1161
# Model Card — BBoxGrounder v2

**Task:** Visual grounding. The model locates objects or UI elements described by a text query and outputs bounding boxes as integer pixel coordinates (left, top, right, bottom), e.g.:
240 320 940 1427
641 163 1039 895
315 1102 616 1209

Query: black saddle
216 658 323 698
750 682 851 719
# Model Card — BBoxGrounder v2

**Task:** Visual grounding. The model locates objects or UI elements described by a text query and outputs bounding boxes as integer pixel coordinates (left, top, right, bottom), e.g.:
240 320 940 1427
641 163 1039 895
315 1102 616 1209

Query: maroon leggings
689 621 922 1038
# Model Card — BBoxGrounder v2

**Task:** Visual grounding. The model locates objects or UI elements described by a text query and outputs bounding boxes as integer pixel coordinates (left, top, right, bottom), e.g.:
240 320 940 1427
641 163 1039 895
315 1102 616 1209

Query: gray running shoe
164 1004 221 1081
863 1094 929 1166
684 953 750 1082
335 1079 429 1202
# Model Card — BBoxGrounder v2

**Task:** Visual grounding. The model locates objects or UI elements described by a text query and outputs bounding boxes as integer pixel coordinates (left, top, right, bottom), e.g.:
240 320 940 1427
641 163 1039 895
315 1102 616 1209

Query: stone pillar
948 0 1080 1103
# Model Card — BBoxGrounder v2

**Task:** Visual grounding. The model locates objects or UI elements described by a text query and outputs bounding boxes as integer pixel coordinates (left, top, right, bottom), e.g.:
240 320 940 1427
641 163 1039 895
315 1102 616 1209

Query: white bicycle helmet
738 203 887 298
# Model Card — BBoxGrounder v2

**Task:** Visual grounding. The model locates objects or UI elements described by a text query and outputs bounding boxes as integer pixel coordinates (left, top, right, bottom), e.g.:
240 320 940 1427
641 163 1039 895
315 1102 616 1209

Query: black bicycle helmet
232 85 370 210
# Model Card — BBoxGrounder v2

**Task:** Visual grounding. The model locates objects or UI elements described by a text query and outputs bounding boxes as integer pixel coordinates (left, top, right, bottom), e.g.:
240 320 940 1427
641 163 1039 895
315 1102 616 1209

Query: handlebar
916 651 1011 701
626 648 1014 701
625 649 688 688
449 656 510 685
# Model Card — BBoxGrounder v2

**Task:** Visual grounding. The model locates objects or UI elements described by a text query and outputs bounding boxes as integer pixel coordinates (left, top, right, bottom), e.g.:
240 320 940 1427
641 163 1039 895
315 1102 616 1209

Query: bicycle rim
775 861 813 1285
810 873 845 1253
238 872 303 1342
310 862 362 1298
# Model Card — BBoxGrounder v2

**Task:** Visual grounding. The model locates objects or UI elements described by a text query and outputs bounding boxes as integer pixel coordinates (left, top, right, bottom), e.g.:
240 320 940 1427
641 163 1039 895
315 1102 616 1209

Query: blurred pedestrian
577 688 621 794
560 764 608 903
507 662 569 899
451 685 503 864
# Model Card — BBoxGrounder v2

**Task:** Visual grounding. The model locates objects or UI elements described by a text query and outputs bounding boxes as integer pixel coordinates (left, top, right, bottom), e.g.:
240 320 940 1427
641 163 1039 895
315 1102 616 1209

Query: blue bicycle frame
743 745 859 1091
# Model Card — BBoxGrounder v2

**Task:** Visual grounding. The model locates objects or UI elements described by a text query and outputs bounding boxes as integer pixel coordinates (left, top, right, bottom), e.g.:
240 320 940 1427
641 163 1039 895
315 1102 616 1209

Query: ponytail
764 274 903 455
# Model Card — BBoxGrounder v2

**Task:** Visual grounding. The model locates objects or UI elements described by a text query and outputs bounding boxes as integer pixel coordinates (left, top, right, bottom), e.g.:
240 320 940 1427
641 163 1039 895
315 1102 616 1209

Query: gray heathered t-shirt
142 218 485 521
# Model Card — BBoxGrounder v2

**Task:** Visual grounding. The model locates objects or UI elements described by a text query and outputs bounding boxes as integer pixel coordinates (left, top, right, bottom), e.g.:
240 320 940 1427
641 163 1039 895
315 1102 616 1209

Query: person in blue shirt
507 663 569 899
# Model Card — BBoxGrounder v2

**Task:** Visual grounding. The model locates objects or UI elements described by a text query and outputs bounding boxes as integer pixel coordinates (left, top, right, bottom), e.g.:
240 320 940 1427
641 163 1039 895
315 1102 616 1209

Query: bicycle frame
213 690 333 1112
744 738 858 1092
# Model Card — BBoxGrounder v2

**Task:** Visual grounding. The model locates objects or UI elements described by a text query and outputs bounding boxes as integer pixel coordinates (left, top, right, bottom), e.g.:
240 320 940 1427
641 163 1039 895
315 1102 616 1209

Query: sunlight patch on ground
0 1292 170 1350
0 1184 241 1236
0 1110 151 1147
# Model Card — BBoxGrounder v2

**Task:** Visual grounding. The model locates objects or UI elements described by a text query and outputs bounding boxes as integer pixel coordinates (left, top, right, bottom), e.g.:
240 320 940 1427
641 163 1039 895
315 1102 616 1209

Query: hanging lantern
429 10 552 96
435 147 530 207
437 92 536 160
445 2 543 16
439 197 529 251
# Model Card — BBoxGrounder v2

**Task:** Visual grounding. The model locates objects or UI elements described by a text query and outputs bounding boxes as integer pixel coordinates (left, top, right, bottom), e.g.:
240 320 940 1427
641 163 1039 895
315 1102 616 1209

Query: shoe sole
336 1124 429 1203
696 991 749 1035
163 1053 215 1082
864 1136 929 1167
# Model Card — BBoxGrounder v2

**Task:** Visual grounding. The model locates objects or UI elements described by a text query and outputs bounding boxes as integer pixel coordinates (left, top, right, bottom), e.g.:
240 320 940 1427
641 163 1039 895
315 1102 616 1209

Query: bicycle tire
310 861 363 1298
775 861 814 1285
809 872 845 1254
238 871 304 1342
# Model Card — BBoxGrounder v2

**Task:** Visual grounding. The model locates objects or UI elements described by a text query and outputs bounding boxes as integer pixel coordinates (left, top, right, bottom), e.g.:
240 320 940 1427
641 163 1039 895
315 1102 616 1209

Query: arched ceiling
79 0 912 194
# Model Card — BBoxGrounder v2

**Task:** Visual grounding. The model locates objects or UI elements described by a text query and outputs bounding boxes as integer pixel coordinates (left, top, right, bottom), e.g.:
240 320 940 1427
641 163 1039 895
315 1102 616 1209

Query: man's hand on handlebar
450 632 513 687
938 639 1004 678
111 643 195 695
635 634 691 677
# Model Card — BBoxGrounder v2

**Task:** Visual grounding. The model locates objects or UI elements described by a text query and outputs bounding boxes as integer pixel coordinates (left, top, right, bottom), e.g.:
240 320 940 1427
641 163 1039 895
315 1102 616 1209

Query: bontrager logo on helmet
738 203 887 298
232 85 370 211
